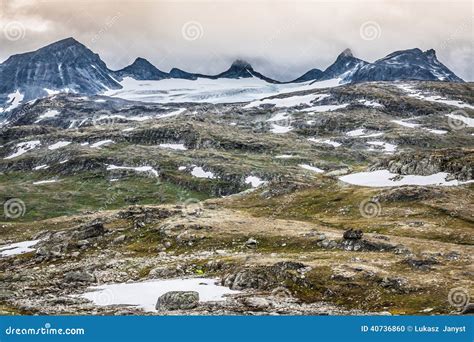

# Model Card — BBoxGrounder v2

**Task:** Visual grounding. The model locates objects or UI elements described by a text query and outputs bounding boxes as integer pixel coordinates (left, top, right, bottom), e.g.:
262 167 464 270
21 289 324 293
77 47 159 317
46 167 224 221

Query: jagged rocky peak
230 59 253 70
218 59 255 78
115 57 169 80
319 48 368 81
351 47 463 83
168 68 196 80
339 48 354 58
0 36 121 105
424 48 436 58
216 59 279 83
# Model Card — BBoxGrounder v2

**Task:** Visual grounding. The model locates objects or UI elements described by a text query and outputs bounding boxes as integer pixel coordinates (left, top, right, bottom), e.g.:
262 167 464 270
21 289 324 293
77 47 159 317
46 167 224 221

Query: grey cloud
0 0 472 81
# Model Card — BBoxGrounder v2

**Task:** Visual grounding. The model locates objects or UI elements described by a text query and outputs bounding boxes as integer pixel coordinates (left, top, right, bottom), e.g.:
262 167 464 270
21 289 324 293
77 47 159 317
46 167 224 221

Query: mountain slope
0 37 121 106
351 48 463 83
168 68 212 80
291 68 324 83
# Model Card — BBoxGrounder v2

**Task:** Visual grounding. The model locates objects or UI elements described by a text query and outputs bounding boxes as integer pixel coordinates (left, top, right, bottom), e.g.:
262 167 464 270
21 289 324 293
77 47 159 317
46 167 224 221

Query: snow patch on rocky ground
340 170 473 187
81 278 240 312
0 240 40 257
245 94 324 109
270 124 293 134
191 166 215 179
301 103 349 113
0 90 24 113
245 176 266 188
35 109 60 122
107 165 159 177
367 141 397 153
33 164 49 170
4 140 41 159
346 129 366 137
308 138 341 147
90 140 114 148
299 164 324 173
397 84 474 109
159 143 187 151
48 141 71 150
33 179 59 185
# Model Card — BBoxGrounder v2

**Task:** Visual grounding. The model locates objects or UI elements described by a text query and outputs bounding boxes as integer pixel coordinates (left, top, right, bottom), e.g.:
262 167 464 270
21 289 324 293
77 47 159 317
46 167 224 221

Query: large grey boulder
155 291 199 311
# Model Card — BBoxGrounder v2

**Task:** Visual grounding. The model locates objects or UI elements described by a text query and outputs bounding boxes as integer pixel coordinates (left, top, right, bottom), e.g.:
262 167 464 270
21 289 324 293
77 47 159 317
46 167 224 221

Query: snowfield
103 77 343 104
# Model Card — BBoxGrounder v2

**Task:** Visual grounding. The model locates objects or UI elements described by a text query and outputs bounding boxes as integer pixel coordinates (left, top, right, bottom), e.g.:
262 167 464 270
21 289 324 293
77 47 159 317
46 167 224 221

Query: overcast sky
0 0 472 81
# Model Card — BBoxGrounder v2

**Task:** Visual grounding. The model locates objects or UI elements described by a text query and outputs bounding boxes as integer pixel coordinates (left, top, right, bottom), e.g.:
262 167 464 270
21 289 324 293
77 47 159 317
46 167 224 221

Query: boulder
461 303 474 315
156 291 199 311
241 297 271 310
343 229 363 240
245 238 258 249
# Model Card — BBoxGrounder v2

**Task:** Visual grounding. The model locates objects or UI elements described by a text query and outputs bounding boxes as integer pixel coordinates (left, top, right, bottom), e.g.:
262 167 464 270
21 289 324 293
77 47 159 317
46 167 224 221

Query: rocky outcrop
342 229 363 240
222 261 310 291
72 220 105 240
370 149 473 181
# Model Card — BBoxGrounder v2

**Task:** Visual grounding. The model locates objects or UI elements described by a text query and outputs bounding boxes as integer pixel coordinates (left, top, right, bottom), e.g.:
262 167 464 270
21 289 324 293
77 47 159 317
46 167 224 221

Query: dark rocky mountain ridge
0 38 464 109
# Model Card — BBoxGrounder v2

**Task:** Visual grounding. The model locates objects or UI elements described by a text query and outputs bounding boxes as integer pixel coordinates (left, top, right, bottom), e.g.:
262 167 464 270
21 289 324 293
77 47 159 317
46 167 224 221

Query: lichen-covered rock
155 291 199 311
